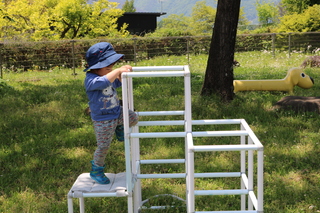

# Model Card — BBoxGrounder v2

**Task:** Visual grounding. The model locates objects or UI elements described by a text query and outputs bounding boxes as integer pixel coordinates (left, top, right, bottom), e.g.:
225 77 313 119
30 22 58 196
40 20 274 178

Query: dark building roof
117 12 166 36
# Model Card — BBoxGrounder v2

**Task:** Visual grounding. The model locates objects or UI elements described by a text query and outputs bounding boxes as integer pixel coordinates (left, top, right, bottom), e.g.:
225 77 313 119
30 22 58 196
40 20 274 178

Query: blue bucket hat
83 42 124 72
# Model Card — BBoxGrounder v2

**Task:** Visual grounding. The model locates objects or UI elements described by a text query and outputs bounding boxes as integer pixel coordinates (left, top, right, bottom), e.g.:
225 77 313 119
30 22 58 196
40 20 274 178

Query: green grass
0 51 320 212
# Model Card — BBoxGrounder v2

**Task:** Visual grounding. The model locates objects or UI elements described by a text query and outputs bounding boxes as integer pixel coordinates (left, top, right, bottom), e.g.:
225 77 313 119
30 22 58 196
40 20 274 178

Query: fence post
0 43 3 79
187 37 190 65
272 33 276 58
71 40 77 75
133 38 137 65
288 33 292 58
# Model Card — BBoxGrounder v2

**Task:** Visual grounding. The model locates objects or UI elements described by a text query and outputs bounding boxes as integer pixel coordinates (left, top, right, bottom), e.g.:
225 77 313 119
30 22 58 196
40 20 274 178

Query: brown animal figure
273 96 320 113
301 55 320 68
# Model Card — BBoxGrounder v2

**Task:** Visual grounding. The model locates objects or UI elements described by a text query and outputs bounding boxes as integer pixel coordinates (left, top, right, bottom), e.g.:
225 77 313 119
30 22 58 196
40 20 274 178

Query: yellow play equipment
233 67 314 93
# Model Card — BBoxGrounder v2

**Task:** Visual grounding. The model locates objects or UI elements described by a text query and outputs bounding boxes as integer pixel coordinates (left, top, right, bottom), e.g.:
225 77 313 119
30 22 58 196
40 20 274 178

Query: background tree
79 0 128 39
277 4 320 32
238 7 250 26
189 0 216 35
50 0 90 39
0 7 14 22
152 14 192 37
122 0 136 12
201 0 241 101
256 1 279 26
154 1 248 37
2 0 41 40
0 0 128 41
40 0 127 40
0 2 16 39
153 1 218 37
281 0 314 14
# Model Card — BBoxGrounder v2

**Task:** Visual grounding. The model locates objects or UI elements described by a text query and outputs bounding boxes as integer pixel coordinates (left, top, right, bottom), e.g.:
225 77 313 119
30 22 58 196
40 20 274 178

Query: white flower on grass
308 205 315 209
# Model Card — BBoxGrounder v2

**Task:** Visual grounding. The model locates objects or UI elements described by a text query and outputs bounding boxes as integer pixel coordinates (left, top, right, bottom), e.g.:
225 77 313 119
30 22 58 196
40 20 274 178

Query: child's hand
117 65 132 81
119 65 132 73
104 65 132 82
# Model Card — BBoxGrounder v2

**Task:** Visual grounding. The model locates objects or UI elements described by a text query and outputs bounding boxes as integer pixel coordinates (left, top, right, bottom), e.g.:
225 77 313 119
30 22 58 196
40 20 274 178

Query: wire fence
0 32 320 78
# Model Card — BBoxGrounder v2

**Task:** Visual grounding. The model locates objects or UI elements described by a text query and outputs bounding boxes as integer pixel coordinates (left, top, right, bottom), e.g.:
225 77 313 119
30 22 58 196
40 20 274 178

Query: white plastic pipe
193 144 260 152
123 71 185 78
195 189 249 196
132 66 185 71
139 159 185 164
137 111 185 116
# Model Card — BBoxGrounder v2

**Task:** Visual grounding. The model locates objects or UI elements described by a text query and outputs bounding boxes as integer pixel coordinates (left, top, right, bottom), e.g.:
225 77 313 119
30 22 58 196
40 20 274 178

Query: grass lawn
0 51 319 212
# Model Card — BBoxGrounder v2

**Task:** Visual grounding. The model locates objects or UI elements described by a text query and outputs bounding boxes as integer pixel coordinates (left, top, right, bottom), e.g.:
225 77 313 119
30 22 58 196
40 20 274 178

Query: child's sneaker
115 125 124 141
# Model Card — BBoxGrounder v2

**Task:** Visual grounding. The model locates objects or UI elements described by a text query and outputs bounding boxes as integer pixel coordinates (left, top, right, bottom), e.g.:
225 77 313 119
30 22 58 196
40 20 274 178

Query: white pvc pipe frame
67 66 264 213
121 65 264 213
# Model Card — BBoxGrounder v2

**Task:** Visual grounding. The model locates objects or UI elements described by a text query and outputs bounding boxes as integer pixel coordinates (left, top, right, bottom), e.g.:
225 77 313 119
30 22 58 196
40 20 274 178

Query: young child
84 42 138 184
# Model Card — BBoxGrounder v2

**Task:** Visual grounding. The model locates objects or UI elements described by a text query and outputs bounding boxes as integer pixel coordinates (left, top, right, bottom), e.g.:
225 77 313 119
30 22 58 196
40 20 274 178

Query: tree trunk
201 0 241 101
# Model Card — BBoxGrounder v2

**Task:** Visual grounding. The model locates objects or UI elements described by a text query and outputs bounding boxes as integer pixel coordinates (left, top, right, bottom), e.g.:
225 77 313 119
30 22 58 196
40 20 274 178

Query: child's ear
90 69 98 74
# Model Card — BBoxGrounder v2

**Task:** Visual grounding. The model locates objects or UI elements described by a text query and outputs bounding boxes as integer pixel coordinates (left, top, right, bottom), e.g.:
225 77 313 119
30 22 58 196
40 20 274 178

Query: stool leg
67 197 74 213
79 197 85 213
128 196 133 213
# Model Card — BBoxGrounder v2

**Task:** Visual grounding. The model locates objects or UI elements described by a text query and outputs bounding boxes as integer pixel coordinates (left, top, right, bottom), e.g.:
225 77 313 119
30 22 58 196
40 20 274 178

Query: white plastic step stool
67 172 128 213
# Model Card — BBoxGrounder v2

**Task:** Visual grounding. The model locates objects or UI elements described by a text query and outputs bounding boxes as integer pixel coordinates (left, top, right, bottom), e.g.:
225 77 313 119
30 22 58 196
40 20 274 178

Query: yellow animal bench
233 67 314 93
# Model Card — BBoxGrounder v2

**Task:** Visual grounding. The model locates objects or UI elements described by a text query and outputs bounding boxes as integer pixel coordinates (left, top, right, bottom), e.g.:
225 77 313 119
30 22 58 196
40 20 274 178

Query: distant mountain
108 0 281 24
